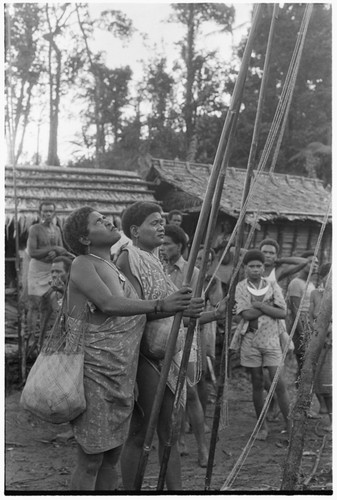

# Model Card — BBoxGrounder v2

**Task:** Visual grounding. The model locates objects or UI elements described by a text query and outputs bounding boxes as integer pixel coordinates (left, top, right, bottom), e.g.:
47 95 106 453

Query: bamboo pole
235 3 279 254
205 215 259 490
133 5 264 490
157 113 237 490
281 275 332 491
133 110 235 490
204 5 279 490
158 4 264 488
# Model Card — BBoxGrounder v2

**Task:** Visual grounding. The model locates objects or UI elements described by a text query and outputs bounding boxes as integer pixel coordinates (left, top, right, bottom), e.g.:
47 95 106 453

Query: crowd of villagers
23 199 332 491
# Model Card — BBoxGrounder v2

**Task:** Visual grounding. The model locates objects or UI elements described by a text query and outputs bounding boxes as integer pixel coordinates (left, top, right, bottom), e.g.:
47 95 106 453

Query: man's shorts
240 331 282 368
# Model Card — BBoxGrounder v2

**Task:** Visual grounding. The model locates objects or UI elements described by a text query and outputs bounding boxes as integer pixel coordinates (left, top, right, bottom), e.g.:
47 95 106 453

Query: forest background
5 2 332 185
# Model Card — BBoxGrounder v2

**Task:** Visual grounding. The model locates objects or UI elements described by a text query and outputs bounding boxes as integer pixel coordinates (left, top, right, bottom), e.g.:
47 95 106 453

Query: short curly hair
167 209 183 222
52 255 73 273
122 201 162 239
259 238 280 254
164 224 187 253
63 206 94 256
39 201 56 212
243 249 265 265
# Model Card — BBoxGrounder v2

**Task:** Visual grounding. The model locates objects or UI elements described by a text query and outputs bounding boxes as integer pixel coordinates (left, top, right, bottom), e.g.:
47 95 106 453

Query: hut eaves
146 158 331 224
5 165 158 232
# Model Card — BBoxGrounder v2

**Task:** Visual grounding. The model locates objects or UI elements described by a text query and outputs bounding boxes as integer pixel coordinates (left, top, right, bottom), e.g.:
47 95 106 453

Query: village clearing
5 351 332 493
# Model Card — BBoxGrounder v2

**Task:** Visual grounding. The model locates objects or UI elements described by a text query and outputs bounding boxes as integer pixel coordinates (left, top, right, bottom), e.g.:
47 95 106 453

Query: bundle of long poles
204 4 279 490
133 4 263 490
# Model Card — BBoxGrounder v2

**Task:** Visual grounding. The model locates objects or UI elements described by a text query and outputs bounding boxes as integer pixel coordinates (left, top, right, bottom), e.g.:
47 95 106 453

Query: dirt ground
5 354 332 494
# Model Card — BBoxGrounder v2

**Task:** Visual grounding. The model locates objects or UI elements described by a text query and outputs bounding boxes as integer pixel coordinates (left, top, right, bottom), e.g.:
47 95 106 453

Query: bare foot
266 411 280 422
256 429 268 441
178 440 189 456
198 448 209 468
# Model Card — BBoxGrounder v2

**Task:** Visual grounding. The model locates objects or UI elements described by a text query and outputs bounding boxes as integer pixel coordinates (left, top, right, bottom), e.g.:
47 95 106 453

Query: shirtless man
258 238 309 284
26 202 69 349
62 206 193 491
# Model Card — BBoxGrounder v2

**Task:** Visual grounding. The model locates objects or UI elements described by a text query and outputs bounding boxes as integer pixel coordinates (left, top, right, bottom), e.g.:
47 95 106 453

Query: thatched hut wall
5 165 158 287
142 157 332 262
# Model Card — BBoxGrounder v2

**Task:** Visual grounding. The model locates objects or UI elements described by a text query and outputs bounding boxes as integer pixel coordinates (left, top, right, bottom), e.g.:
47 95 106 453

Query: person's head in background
167 209 184 227
221 219 234 234
196 246 215 273
242 249 265 283
259 238 280 268
162 224 187 264
317 262 331 287
50 255 73 287
39 201 56 224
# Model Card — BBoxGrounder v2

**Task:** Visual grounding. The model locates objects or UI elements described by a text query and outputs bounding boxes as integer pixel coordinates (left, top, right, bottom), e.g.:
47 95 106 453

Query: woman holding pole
117 201 205 489
62 207 194 490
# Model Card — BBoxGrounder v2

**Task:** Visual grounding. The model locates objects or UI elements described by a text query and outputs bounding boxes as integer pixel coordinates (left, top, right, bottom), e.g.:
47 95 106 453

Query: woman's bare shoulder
70 255 94 272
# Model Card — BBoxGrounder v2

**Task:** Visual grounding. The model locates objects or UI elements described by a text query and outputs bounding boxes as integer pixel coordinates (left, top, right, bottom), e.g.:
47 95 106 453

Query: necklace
247 278 269 296
88 253 126 282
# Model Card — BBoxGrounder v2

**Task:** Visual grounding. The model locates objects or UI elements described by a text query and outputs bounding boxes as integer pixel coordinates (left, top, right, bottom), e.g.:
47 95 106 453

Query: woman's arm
116 250 143 298
71 257 192 316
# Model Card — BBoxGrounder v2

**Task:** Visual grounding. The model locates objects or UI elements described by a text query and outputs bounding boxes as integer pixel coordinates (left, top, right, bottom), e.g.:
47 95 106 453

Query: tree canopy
230 4 331 182
5 3 331 183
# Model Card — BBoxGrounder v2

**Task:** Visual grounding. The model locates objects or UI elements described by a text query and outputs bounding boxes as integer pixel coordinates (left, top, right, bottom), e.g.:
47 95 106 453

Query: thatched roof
5 165 157 233
145 158 331 224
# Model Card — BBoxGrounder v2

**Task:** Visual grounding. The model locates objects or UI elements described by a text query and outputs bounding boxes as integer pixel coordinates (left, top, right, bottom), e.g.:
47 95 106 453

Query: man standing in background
287 251 319 379
26 202 69 350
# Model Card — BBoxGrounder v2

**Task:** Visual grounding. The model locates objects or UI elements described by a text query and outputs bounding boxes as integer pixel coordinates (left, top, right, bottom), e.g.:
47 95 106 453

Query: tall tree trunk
184 4 195 155
76 5 103 168
46 36 61 166
186 133 197 161
281 275 332 490
15 83 33 164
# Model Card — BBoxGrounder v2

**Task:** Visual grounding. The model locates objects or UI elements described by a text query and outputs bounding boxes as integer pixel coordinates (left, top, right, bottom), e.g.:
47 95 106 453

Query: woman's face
86 211 120 248
136 212 165 251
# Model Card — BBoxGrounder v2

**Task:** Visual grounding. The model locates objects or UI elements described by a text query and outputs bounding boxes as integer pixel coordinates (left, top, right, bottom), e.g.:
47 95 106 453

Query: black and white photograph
4 1 332 493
